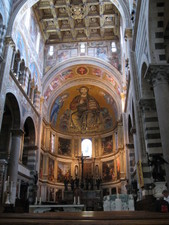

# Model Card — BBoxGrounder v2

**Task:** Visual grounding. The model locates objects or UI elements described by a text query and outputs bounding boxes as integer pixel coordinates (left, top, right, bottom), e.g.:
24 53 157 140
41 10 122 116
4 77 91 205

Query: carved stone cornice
126 143 134 149
11 129 24 136
139 98 156 112
145 64 169 86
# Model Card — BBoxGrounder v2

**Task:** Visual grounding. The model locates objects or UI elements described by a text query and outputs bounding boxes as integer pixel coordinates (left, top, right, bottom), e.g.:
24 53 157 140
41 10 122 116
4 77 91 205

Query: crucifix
76 154 89 182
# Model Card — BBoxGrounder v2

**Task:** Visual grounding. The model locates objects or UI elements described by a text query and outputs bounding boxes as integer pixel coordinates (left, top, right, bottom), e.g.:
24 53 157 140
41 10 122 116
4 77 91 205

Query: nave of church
0 0 169 223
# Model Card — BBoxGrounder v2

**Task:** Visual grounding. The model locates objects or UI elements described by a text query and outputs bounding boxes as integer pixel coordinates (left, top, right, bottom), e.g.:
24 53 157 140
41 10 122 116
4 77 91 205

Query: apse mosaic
44 65 121 101
50 85 118 134
57 162 71 183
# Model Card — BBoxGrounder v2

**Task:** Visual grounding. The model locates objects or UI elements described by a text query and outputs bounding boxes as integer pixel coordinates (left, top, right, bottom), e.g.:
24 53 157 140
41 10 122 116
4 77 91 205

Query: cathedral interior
0 0 169 217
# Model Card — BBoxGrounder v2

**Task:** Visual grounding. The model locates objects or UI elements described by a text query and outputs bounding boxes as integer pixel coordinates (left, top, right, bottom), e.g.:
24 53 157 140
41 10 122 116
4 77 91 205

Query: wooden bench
0 211 169 224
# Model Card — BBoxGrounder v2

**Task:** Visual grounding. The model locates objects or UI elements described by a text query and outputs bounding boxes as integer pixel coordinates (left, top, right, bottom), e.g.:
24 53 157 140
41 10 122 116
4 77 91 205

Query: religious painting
58 50 70 62
29 62 39 85
116 157 120 180
109 42 122 72
48 158 54 182
76 66 89 75
60 69 73 80
102 160 115 182
101 135 113 155
96 47 108 61
92 68 103 77
30 9 38 44
58 137 71 156
105 74 121 96
16 31 27 63
39 153 43 179
57 162 71 182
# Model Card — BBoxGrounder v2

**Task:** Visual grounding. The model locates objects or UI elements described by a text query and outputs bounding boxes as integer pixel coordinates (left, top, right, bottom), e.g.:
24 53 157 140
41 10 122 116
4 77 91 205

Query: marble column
0 25 6 56
147 65 169 187
8 129 24 205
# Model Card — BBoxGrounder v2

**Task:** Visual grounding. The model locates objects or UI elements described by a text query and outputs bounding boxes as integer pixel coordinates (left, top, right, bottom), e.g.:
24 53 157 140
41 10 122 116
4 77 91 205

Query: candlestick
77 196 80 205
73 196 76 204
35 197 37 205
39 197 42 205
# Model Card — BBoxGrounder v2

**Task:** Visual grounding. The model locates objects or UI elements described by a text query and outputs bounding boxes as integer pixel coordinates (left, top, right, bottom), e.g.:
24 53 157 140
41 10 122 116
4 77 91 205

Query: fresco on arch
50 85 117 134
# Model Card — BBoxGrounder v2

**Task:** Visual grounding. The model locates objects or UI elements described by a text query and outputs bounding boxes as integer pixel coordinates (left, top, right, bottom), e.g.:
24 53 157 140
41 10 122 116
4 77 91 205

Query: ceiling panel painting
33 0 120 44
50 85 118 134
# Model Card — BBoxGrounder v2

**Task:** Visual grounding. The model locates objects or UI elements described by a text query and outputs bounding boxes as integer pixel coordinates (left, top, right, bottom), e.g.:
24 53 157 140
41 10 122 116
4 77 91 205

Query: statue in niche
64 177 69 191
70 86 100 133
148 154 168 182
96 177 102 190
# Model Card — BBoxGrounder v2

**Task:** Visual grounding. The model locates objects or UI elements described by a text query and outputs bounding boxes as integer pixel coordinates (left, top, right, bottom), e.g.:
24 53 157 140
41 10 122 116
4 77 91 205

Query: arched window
80 43 86 53
111 42 117 52
81 139 92 157
48 45 54 56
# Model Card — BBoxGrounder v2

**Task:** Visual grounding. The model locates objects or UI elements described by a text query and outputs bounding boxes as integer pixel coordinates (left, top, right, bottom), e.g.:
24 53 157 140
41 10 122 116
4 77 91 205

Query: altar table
29 204 85 213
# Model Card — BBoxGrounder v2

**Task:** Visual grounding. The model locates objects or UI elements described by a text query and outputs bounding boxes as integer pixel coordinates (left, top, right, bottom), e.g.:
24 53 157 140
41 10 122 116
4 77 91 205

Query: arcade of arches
0 0 169 213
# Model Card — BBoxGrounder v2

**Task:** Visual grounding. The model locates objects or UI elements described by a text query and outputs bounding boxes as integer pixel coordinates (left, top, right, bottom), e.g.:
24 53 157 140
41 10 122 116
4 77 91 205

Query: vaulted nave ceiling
31 0 123 135
33 0 121 44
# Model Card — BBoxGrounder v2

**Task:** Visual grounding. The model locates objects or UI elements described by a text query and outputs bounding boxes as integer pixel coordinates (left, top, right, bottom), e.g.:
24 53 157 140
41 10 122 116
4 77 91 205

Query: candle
10 181 13 193
77 196 80 205
73 196 76 204
7 176 10 186
35 197 37 205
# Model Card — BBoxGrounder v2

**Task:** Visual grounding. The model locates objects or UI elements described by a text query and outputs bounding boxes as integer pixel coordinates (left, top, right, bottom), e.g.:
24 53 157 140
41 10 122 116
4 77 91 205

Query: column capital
5 36 15 48
146 64 169 86
139 98 156 112
11 129 24 136
124 28 132 40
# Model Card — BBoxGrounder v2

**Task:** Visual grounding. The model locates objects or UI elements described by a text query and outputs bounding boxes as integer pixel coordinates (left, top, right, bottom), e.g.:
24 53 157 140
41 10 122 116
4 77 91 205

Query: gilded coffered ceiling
33 0 121 44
